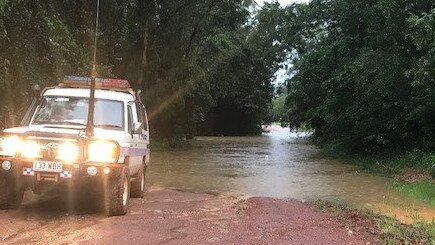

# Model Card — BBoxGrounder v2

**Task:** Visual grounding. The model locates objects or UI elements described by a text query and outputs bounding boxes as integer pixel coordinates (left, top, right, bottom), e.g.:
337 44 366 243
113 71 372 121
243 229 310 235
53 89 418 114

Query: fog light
87 166 98 176
103 167 111 175
1 161 11 171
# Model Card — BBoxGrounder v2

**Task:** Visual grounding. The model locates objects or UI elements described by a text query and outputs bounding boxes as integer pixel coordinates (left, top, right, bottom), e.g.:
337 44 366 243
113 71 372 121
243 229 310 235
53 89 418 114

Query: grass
393 181 435 207
314 200 435 244
320 143 435 208
320 143 435 175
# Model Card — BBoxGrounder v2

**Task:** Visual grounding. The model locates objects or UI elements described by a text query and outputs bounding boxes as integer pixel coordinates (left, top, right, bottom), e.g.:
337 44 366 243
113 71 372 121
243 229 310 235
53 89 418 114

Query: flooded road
149 127 435 223
0 126 432 244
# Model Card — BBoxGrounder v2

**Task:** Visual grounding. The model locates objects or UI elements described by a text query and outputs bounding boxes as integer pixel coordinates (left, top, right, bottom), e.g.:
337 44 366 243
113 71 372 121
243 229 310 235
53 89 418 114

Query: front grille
42 146 57 160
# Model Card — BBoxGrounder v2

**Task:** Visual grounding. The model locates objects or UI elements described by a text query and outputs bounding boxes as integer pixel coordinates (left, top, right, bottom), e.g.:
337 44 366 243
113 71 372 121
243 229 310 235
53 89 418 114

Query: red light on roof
100 78 130 89
63 76 131 90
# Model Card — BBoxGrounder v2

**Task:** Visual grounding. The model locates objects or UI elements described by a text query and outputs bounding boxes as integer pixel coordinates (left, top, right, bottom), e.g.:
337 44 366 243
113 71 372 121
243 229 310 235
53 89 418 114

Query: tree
196 32 273 135
255 0 435 152
0 1 86 127
0 0 276 140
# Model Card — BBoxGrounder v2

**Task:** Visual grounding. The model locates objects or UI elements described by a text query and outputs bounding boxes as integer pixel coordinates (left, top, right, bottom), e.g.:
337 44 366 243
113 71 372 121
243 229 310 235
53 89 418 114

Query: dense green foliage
271 94 287 123
3 0 435 148
269 83 288 124
256 0 435 152
0 0 276 139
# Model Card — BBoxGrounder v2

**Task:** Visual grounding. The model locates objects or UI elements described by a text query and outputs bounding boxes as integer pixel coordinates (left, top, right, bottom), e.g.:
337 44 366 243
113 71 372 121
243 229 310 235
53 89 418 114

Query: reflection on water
148 127 435 223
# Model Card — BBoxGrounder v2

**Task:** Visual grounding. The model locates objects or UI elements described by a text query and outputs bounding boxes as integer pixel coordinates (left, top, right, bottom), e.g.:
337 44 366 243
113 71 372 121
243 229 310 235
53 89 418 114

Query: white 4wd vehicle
0 76 150 216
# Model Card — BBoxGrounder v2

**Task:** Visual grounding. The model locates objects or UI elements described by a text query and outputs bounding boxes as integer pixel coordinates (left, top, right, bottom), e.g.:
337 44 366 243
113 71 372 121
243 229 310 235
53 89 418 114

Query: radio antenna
85 0 100 137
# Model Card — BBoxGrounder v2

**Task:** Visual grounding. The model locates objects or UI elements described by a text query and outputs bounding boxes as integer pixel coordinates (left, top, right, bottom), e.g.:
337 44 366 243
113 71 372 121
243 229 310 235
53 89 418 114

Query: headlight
57 142 79 163
87 141 119 163
1 136 22 155
21 141 41 159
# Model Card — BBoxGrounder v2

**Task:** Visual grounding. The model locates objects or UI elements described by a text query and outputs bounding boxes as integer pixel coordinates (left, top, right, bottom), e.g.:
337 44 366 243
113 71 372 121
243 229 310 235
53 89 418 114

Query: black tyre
0 172 23 209
104 167 130 216
130 165 146 198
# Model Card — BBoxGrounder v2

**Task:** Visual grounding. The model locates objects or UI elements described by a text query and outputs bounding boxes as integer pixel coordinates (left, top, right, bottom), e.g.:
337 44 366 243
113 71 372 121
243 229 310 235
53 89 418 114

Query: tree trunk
4 60 15 127
137 24 148 86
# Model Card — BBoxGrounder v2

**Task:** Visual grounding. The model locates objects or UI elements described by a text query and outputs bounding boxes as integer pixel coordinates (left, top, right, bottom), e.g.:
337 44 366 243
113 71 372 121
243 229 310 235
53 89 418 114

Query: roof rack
60 76 134 93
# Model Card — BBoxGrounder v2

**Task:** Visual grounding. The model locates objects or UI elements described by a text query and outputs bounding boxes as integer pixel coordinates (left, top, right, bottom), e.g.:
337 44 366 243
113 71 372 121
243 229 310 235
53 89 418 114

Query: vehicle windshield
31 96 124 130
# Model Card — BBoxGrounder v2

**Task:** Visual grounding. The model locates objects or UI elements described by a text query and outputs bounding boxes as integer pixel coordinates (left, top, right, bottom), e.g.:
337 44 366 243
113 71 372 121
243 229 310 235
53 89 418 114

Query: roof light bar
63 76 131 90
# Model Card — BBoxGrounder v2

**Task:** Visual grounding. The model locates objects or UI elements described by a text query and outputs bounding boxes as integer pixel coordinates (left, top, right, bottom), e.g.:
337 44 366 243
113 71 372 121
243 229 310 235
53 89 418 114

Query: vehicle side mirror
32 84 41 98
133 122 142 133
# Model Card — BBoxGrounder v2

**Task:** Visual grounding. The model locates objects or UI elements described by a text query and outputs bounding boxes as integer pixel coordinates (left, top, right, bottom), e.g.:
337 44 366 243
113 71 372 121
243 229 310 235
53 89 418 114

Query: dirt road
0 189 376 245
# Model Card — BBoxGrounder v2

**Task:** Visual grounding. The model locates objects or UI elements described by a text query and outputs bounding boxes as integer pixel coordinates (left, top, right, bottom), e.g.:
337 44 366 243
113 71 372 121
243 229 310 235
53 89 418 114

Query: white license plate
33 161 63 173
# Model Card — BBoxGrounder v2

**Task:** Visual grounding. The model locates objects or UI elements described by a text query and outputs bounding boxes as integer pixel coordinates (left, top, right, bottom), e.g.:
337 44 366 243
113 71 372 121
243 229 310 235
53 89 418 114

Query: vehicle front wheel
130 165 146 198
0 173 24 209
104 167 130 216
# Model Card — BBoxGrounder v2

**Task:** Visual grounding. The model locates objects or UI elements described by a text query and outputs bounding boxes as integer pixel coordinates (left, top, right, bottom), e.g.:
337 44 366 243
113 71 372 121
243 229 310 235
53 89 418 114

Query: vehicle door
135 102 150 166
141 105 150 166
126 102 142 175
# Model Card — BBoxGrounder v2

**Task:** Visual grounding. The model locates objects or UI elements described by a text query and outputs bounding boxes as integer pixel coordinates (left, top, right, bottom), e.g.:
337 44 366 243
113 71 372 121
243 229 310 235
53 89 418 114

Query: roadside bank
314 200 435 244
319 144 435 239
320 145 435 207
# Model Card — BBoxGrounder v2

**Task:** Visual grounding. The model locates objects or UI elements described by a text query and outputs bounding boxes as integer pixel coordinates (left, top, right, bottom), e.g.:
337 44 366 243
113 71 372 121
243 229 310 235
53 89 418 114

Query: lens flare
88 141 118 163
21 141 40 159
58 142 80 163
1 136 22 155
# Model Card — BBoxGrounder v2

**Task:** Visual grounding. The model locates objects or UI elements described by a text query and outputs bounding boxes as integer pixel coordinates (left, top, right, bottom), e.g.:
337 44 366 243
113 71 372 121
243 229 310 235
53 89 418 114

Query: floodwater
149 126 435 223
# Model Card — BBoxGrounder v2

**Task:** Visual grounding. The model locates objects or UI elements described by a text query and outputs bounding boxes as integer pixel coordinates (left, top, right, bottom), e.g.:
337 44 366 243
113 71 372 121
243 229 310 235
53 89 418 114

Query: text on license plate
33 161 63 173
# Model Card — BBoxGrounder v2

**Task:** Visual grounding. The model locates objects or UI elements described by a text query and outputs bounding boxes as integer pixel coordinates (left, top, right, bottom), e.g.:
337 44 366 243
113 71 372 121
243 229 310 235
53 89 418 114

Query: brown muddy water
148 127 435 223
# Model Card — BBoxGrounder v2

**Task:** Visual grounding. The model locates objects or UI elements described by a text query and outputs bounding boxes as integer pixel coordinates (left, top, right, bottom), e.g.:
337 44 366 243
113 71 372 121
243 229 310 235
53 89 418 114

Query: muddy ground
0 189 377 245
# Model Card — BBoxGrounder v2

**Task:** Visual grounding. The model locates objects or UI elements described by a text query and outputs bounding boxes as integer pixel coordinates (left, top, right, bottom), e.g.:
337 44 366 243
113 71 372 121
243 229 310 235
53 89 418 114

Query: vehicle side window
135 101 143 123
143 106 149 131
127 104 134 133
